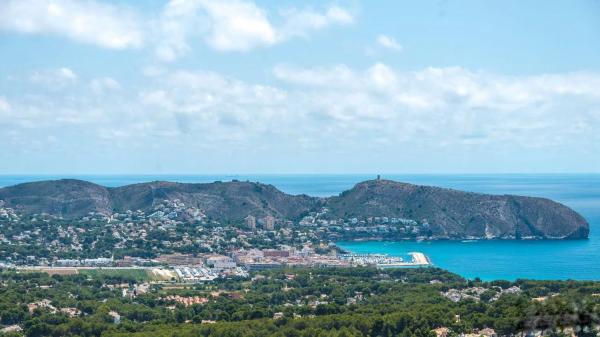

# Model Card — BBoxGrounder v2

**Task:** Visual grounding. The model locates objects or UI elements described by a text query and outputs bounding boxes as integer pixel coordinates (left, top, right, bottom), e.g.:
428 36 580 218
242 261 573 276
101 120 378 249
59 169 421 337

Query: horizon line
1 172 599 176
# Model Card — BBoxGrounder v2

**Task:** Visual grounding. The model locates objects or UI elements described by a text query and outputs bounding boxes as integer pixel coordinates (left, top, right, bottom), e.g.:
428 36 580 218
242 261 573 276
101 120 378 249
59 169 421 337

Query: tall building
245 215 256 230
263 215 275 230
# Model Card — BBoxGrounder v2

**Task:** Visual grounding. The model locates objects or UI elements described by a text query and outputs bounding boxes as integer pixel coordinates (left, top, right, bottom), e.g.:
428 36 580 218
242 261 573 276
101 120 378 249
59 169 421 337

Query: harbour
339 252 432 268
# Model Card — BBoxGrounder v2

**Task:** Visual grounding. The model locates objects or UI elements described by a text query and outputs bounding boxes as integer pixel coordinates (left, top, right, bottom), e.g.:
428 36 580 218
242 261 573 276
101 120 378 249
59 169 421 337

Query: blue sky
0 0 599 174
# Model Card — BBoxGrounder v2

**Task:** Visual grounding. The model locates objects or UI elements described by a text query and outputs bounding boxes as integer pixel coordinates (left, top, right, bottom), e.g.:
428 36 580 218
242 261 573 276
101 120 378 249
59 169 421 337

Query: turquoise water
1 174 599 281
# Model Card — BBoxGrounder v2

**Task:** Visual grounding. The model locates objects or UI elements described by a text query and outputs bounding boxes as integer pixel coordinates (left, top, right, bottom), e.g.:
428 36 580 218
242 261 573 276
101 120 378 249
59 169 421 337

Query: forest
1 267 600 337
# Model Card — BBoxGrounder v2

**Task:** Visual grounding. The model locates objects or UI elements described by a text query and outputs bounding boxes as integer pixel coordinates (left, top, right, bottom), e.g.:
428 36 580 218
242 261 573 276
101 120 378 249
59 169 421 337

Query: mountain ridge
0 178 589 239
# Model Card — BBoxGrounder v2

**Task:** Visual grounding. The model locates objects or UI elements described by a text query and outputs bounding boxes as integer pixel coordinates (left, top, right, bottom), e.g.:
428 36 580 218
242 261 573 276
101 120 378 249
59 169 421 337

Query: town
16 248 430 284
0 198 431 281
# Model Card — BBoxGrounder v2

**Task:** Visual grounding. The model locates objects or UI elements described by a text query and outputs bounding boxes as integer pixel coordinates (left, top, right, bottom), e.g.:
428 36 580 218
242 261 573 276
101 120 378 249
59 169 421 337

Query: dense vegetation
1 267 600 336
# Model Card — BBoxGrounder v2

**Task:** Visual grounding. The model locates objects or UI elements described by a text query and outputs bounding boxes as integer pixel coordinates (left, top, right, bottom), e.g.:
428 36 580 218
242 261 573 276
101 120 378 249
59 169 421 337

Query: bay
1 174 599 280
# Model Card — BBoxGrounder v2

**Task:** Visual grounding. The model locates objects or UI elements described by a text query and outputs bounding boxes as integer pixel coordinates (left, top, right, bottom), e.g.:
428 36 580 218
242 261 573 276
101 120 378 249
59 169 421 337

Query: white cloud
279 6 354 39
60 67 77 80
325 6 354 24
375 34 402 52
154 0 210 62
0 97 10 113
272 63 600 149
197 0 277 52
275 64 600 112
0 0 355 59
142 65 168 77
367 63 398 90
130 64 600 154
4 65 600 172
273 64 357 87
157 0 355 54
139 70 287 134
90 77 121 94
30 67 78 88
0 0 144 49
8 65 600 146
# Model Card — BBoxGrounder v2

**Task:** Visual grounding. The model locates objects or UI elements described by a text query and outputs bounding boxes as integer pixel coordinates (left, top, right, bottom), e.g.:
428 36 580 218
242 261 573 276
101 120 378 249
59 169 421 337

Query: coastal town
0 183 593 337
1 1 596 335
17 248 430 284
0 198 431 281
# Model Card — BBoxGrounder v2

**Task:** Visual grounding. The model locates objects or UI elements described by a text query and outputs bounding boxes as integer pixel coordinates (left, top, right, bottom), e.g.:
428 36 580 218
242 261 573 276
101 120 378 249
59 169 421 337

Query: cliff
325 179 589 239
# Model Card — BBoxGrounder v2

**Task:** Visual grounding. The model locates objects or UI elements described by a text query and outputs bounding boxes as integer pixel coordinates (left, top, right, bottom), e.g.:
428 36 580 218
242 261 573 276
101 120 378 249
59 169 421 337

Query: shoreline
336 237 589 243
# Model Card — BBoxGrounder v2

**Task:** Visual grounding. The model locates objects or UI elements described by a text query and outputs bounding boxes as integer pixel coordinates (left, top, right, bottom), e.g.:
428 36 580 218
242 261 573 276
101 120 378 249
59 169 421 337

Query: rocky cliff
325 179 589 239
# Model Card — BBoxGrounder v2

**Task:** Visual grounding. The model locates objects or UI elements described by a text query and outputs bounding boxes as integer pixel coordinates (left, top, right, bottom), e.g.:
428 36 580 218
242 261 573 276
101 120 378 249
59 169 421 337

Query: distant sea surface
1 174 599 281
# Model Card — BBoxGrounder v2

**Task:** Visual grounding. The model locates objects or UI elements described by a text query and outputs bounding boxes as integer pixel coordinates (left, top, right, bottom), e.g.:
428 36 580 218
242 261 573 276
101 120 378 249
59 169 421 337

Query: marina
339 252 431 268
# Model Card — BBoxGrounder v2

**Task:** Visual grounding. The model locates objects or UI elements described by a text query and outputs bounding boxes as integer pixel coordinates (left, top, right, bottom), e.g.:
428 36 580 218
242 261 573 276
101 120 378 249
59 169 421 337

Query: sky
0 0 599 174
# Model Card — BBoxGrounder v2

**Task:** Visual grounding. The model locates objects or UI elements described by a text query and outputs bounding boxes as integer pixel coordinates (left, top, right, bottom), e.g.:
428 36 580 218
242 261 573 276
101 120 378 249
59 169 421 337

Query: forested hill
0 178 589 239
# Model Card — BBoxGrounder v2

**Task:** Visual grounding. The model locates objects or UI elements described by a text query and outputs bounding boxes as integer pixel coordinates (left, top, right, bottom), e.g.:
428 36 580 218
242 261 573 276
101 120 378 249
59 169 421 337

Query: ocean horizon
2 173 599 281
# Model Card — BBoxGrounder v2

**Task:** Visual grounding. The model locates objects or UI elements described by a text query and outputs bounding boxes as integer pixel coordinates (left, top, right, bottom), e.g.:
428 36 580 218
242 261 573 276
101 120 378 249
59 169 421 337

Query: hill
0 179 317 222
325 179 589 239
0 178 589 239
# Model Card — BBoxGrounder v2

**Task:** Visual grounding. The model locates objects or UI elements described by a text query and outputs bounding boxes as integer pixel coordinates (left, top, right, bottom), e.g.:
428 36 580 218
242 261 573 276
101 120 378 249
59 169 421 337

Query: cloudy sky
1 0 599 174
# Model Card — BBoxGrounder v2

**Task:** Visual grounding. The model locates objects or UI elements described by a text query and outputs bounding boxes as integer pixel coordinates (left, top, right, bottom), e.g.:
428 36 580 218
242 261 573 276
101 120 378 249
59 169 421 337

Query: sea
1 174 599 281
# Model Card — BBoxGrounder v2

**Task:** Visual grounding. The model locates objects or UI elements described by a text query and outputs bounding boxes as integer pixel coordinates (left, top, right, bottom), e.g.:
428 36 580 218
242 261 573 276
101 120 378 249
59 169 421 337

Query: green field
78 268 151 281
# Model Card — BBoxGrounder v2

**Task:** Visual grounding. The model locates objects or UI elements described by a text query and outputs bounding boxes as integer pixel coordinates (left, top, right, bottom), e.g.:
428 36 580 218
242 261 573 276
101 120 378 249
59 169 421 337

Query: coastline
335 238 600 281
336 236 589 242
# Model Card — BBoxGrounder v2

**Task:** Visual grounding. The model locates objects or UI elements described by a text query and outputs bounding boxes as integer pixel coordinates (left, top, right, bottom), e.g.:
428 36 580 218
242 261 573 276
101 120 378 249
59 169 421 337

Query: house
263 216 276 230
108 311 121 324
205 254 233 268
432 327 450 337
0 325 23 334
244 215 256 229
59 307 81 317
479 328 497 337
462 328 497 337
